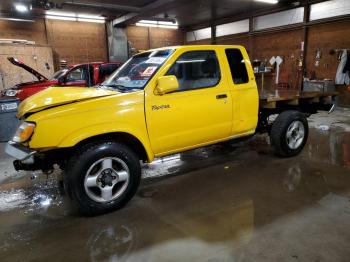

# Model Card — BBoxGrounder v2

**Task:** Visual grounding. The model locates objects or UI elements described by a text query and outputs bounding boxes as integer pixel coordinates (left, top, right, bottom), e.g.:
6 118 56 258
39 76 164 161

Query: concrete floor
0 109 350 262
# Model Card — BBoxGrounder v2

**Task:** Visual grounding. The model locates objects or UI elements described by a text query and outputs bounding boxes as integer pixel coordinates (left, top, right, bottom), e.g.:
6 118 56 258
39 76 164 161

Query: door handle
216 94 227 99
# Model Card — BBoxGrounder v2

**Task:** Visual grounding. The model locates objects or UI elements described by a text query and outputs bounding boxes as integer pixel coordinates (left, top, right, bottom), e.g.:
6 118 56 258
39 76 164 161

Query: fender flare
58 123 154 162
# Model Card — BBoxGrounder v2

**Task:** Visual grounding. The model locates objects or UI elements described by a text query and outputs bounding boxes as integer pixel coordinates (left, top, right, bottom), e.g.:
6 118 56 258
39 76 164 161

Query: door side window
66 65 93 85
67 66 86 82
166 51 221 91
225 49 249 84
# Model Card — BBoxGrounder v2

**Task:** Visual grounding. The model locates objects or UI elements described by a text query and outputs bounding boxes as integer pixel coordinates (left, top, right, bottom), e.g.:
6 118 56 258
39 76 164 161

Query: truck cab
5 45 336 215
143 46 258 156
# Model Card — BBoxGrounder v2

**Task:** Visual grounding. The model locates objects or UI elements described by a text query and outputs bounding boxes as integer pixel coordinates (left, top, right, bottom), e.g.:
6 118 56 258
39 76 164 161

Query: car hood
18 87 117 117
8 57 48 81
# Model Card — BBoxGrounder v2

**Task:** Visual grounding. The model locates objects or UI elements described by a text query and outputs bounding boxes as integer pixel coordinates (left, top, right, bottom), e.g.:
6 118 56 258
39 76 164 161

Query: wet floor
0 115 350 261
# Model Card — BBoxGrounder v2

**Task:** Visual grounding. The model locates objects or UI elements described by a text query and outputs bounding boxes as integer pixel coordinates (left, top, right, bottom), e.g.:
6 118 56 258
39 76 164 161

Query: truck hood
18 87 117 117
8 57 48 81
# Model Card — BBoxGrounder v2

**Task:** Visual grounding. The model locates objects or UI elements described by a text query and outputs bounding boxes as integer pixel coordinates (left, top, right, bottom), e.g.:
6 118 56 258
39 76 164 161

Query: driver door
145 49 233 156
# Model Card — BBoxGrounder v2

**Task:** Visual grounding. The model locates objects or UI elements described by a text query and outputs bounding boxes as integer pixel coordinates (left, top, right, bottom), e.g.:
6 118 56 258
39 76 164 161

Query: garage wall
185 39 211 45
216 34 249 47
45 19 108 68
307 21 350 80
127 25 184 51
0 19 107 69
306 20 350 106
251 29 304 91
0 20 48 45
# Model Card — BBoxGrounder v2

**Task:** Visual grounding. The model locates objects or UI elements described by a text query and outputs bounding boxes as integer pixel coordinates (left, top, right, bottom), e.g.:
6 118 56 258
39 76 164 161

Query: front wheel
65 141 141 216
270 111 309 157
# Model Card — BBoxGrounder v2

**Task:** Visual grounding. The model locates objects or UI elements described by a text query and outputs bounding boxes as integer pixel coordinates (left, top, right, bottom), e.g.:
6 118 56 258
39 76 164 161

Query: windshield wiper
99 84 130 92
99 84 141 93
105 84 128 90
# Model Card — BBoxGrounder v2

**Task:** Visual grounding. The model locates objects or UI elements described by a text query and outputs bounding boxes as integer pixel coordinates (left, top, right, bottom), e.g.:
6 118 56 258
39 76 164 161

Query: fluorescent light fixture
45 15 76 21
46 10 75 17
77 18 105 23
77 14 104 20
139 20 158 24
45 11 105 23
136 20 178 29
135 23 178 29
136 23 158 28
255 0 279 4
14 3 28 12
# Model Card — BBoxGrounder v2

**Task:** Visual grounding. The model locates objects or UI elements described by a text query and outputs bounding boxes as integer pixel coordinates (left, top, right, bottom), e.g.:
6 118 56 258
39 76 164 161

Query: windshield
50 68 69 80
101 49 174 91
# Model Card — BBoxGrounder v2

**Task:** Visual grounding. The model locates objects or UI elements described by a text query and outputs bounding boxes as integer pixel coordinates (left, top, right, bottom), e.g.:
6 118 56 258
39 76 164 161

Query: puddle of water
249 127 350 169
0 173 65 215
307 128 350 169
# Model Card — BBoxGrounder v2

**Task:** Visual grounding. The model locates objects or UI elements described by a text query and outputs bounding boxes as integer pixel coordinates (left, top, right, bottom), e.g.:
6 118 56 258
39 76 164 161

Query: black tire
65 141 141 216
270 110 309 157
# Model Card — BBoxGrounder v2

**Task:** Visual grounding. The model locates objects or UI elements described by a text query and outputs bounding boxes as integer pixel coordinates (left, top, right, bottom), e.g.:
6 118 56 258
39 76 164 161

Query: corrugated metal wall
310 0 350 21
253 8 304 30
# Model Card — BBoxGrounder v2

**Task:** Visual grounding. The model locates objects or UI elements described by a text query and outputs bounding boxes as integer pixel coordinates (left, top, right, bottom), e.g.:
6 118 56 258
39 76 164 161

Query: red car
1 57 122 101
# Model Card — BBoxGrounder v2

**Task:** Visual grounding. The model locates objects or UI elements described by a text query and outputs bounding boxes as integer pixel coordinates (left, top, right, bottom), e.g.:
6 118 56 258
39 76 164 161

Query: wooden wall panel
0 45 54 90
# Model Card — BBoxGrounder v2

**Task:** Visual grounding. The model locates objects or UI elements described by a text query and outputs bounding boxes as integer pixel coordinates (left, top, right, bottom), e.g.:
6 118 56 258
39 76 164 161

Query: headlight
5 89 18 97
13 122 36 143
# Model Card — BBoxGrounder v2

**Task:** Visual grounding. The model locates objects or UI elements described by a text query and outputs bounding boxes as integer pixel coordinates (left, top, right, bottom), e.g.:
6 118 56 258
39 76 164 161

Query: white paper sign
145 57 166 64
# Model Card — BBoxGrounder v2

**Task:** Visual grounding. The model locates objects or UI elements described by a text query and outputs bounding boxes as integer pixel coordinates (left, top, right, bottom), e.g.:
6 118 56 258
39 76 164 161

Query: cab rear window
225 49 249 84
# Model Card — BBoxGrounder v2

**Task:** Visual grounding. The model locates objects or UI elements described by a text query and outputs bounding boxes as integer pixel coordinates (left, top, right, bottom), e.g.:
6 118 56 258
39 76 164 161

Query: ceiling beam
112 0 181 27
184 0 310 31
61 1 141 13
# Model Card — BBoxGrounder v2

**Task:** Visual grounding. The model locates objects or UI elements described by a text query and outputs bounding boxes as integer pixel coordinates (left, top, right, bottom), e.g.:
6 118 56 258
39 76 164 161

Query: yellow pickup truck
6 45 336 215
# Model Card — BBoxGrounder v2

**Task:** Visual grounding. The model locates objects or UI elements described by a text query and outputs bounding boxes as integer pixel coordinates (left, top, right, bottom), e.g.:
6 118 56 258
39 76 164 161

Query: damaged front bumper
5 142 36 163
5 142 48 172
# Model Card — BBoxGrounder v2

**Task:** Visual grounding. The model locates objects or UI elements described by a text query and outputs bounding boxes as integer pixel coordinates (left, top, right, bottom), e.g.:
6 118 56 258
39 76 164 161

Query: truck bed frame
259 90 337 110
257 90 338 132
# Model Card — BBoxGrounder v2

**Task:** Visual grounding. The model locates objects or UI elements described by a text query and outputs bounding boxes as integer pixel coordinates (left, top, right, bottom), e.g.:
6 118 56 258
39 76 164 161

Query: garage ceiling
0 0 325 28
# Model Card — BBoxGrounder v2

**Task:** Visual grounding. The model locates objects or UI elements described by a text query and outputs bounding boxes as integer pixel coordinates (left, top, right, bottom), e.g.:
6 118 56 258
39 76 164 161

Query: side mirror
155 75 179 95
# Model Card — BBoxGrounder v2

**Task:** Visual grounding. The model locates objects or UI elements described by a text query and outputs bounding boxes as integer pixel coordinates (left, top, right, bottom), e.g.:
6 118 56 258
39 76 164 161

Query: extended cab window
166 51 221 91
225 49 249 84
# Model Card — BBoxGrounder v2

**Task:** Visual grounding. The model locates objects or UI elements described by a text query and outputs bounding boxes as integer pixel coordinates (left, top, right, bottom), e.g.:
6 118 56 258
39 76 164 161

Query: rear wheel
65 141 141 216
270 111 309 157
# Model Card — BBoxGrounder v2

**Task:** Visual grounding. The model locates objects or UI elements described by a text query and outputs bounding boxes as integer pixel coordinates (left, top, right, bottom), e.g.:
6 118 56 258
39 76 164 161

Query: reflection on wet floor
0 127 350 261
